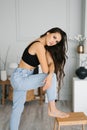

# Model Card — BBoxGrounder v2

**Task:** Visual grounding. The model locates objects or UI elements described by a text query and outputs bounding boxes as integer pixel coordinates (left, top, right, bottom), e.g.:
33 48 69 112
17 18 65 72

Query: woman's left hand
43 73 53 91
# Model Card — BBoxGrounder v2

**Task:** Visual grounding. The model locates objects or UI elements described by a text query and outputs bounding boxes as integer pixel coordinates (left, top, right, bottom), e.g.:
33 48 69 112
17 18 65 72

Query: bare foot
48 109 69 118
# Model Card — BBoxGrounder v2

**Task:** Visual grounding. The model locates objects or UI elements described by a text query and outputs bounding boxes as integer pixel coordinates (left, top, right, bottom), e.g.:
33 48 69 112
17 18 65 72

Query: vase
1 70 7 81
77 44 84 53
75 67 87 79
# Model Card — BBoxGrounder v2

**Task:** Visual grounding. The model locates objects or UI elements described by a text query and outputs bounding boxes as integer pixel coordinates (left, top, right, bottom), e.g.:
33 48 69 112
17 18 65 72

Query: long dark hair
40 27 68 91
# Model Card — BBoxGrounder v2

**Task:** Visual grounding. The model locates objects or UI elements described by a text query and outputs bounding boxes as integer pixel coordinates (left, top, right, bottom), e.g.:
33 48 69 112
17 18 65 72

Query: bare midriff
18 60 35 70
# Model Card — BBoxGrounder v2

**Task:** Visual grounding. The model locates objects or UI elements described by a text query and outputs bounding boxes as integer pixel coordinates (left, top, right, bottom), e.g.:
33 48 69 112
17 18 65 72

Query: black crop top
22 42 40 67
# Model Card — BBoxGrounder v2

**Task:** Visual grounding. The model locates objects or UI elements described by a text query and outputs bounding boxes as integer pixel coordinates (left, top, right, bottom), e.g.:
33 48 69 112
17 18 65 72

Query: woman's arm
43 51 55 91
46 51 55 76
47 51 55 74
27 41 48 73
35 42 49 73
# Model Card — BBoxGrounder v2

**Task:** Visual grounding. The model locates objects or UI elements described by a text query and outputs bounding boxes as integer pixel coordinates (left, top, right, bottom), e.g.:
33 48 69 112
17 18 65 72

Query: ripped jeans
10 67 57 130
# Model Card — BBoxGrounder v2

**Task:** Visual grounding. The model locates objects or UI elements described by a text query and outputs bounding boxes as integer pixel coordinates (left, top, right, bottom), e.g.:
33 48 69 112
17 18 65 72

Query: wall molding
15 0 70 41
85 0 87 36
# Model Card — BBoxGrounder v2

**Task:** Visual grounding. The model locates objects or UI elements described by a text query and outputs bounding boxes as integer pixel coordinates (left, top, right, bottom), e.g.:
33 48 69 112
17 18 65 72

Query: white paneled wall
85 0 87 36
0 0 84 100
16 0 70 41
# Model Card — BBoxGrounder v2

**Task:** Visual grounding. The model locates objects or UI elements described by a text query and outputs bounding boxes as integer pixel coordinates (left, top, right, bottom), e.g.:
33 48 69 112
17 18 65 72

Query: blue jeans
10 68 57 130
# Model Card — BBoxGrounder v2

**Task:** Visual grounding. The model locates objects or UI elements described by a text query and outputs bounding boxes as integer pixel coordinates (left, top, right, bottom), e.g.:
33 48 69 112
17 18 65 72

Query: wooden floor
0 100 87 130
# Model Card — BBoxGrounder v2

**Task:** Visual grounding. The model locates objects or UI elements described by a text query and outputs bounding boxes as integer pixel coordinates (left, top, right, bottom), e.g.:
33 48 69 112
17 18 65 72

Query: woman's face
46 32 62 46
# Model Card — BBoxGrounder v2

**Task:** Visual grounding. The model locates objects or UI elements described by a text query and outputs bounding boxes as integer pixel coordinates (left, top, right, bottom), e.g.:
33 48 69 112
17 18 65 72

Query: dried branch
0 46 10 70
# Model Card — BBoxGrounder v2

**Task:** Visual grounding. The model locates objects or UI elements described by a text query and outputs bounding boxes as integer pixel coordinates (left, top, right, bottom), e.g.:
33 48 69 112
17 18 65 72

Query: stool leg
40 87 43 105
53 120 57 130
58 124 60 130
1 85 5 105
82 124 85 130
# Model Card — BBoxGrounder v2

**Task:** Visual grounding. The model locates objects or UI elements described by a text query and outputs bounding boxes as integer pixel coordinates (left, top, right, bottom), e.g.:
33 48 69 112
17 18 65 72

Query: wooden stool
38 87 45 105
54 112 87 130
8 86 44 104
8 86 35 102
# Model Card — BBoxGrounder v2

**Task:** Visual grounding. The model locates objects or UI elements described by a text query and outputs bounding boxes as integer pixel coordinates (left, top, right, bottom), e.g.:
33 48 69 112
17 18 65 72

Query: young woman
10 27 69 130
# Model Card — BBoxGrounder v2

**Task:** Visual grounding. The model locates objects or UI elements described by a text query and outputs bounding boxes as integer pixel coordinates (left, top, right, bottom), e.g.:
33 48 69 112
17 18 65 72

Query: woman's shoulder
32 41 45 49
28 40 45 54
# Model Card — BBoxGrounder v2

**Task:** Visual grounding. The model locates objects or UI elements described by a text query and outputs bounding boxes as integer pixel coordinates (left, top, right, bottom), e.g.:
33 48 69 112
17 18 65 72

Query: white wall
84 0 87 36
0 0 84 100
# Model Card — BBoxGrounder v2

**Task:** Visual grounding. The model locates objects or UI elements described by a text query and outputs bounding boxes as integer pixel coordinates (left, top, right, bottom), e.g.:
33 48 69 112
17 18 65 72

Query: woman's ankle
48 101 56 112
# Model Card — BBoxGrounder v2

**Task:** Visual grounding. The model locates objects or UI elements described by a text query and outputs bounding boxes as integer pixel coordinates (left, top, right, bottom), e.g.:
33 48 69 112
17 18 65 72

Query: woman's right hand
43 73 53 91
